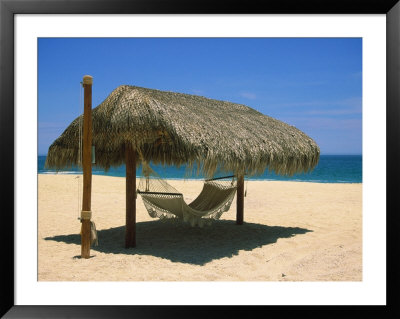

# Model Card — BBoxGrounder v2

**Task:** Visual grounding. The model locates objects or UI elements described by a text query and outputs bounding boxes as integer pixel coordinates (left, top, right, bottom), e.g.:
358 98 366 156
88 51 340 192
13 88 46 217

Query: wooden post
125 143 136 248
81 75 93 258
236 174 244 225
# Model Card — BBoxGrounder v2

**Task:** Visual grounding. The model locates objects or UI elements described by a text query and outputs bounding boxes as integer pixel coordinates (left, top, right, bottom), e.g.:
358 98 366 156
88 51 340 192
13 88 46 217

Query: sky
38 38 362 156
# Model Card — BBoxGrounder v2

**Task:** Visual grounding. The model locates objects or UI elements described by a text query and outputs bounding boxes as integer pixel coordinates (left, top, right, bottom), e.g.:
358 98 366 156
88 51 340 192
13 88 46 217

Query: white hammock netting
137 163 238 227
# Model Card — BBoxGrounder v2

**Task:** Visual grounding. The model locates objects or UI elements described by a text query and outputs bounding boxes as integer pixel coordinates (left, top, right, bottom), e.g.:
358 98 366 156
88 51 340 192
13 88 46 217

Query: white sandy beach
38 174 362 281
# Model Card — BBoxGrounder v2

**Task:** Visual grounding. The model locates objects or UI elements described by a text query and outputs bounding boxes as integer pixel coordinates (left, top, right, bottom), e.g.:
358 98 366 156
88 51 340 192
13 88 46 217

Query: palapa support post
236 174 244 225
81 75 93 258
125 143 136 248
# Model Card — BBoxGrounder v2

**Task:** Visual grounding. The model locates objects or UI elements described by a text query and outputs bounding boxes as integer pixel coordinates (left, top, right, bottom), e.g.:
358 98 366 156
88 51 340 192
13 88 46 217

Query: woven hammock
137 163 237 227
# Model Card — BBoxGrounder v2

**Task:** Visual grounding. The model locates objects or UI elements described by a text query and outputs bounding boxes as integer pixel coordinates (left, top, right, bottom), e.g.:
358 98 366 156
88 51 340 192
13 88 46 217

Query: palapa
45 85 320 177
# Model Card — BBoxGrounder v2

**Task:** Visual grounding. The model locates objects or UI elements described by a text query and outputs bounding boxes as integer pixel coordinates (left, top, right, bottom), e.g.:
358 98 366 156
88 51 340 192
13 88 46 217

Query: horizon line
38 153 362 157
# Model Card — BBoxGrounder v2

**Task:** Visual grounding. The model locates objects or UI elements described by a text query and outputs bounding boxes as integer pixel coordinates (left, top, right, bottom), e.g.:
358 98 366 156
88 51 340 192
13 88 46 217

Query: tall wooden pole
81 75 93 258
236 174 244 225
125 143 136 248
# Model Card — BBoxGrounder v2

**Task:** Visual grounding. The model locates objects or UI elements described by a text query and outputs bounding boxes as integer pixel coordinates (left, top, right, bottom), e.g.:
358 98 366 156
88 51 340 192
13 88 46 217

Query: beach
38 174 362 281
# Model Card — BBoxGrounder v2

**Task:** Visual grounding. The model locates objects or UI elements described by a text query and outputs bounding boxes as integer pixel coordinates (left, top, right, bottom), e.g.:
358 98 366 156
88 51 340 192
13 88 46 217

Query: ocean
38 155 362 183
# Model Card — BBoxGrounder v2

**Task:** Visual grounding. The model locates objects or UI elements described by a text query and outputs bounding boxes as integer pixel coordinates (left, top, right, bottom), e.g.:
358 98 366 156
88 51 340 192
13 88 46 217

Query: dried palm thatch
45 85 320 177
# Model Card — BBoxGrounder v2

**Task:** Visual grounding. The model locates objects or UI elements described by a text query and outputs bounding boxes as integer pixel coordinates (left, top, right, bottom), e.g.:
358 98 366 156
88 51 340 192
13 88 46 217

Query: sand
38 174 362 281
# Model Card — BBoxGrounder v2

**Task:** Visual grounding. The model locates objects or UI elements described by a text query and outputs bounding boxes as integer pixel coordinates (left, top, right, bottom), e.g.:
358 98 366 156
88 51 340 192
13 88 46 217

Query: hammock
137 163 237 227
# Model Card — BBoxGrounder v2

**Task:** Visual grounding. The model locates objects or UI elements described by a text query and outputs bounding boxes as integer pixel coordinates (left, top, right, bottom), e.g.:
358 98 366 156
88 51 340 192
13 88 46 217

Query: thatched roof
45 85 320 177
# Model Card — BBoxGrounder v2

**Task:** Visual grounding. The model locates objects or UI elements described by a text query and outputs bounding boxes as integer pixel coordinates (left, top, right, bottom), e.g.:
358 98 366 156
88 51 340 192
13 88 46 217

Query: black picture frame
1 0 399 318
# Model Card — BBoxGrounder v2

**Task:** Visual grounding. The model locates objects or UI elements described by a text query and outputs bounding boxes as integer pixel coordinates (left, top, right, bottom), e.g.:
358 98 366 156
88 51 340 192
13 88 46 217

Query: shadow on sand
44 220 312 265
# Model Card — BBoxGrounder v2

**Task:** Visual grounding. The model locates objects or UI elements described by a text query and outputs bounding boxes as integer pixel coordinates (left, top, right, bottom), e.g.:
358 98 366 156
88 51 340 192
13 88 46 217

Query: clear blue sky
38 38 362 156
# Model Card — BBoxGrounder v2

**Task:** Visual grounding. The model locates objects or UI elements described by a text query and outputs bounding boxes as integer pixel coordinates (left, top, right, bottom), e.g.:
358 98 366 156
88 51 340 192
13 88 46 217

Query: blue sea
38 155 362 183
